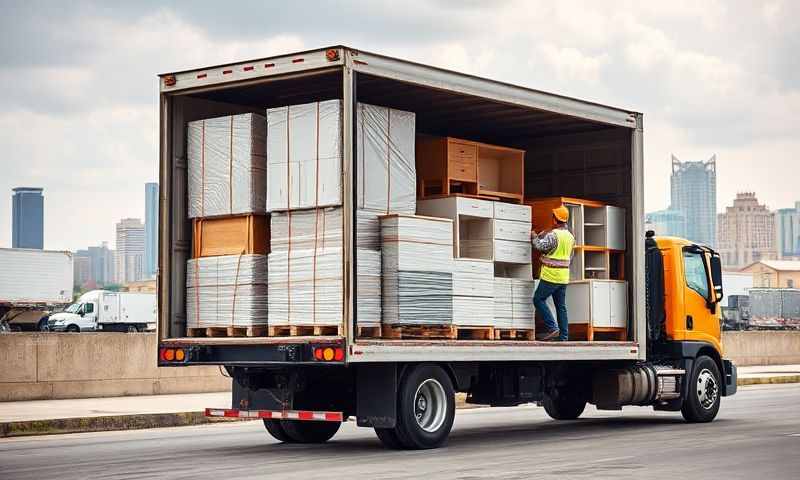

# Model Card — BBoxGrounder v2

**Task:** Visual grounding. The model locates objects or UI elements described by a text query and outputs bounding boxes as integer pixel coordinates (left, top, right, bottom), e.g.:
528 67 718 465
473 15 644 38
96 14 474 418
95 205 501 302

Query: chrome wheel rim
697 368 719 410
414 379 447 433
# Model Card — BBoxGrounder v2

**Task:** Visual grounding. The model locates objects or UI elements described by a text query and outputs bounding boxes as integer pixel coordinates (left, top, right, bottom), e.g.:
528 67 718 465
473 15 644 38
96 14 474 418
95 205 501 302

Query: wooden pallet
493 328 535 341
454 326 495 340
356 325 382 338
382 324 457 340
568 324 626 342
186 326 267 337
268 325 343 337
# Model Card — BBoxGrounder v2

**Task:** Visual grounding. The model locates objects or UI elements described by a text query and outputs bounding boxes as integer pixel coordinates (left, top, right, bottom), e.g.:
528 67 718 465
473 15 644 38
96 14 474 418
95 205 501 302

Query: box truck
48 290 157 333
0 248 73 331
156 46 737 449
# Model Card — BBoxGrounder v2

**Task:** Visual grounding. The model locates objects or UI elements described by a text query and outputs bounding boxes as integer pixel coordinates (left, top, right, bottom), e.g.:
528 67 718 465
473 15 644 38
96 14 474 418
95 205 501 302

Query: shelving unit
416 135 525 203
417 196 494 261
565 280 628 341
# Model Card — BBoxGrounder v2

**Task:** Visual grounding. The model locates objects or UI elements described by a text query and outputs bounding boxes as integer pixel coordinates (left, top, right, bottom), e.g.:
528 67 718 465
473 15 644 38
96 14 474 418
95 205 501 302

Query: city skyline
144 182 158 279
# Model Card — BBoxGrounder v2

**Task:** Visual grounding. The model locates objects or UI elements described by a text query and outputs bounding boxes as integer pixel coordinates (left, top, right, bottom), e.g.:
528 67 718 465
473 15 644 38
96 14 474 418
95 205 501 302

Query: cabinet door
591 281 612 327
608 281 628 328
606 206 626 250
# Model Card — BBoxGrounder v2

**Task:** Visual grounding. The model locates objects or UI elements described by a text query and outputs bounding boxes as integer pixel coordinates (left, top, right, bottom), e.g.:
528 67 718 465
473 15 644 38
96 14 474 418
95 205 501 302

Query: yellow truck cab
644 231 737 421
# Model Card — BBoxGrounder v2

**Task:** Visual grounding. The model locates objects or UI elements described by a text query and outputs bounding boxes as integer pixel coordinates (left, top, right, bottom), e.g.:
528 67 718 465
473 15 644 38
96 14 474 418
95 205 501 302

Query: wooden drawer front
494 240 531 264
494 219 530 242
449 157 477 181
453 259 494 276
448 142 477 181
456 197 494 218
494 202 532 222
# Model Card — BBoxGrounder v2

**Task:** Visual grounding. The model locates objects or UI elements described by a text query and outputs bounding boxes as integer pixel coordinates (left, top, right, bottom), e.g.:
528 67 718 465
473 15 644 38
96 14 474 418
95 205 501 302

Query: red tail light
312 346 344 362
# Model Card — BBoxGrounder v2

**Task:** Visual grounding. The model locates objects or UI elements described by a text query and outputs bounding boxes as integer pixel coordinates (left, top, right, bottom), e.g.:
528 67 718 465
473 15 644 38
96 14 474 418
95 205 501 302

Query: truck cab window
683 251 709 299
84 303 94 314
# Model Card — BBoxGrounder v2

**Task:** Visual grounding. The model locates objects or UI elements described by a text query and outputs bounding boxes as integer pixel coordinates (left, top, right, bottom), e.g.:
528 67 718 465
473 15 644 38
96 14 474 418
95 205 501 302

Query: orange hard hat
553 205 569 223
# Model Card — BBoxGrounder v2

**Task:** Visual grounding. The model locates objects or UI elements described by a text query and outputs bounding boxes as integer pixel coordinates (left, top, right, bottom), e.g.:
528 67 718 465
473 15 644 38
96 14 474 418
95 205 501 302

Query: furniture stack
185 113 269 334
528 196 628 341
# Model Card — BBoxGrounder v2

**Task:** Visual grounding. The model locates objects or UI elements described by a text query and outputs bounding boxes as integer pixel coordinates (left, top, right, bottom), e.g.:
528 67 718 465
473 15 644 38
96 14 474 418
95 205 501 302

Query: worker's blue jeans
533 280 568 341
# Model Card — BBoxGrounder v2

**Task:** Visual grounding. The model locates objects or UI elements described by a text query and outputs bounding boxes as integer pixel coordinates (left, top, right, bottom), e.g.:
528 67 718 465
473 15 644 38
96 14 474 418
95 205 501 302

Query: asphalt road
1 384 799 480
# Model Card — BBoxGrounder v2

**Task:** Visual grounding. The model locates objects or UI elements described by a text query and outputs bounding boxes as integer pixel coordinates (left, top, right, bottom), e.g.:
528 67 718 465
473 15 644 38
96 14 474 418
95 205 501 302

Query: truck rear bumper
205 408 346 422
158 337 345 366
722 360 737 396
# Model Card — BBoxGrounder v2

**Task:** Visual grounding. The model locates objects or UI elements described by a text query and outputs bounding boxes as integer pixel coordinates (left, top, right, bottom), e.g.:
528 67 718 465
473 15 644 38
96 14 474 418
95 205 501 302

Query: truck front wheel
681 355 721 423
388 364 455 450
66 325 80 333
279 420 340 443
542 391 586 420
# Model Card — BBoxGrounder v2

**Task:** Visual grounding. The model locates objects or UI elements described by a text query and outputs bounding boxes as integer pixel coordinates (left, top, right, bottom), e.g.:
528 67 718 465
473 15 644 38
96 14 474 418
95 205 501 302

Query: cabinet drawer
447 141 477 165
449 156 477 181
494 240 531 264
494 202 531 222
494 219 530 242
456 197 494 218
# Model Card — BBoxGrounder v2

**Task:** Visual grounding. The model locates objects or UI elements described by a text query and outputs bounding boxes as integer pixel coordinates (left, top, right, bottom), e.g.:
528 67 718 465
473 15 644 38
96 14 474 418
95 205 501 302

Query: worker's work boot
536 330 560 341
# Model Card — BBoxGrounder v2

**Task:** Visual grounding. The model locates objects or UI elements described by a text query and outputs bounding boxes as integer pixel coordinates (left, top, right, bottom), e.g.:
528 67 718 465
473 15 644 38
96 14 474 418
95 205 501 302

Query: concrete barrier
722 331 800 366
0 333 230 401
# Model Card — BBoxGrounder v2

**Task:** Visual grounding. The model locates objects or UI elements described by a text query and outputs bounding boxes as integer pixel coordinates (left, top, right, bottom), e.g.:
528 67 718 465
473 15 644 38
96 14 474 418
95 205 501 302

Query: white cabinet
566 280 627 333
418 197 495 260
583 206 625 250
494 219 530 242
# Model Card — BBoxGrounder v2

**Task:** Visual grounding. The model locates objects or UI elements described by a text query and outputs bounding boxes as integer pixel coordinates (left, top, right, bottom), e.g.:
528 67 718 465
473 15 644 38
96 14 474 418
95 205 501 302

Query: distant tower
717 192 775 269
670 155 717 246
116 218 145 284
12 187 44 249
144 182 159 279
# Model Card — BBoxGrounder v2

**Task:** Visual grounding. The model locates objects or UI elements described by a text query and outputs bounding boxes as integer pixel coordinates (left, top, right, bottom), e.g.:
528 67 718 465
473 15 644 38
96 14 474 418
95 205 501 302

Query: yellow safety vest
539 228 575 284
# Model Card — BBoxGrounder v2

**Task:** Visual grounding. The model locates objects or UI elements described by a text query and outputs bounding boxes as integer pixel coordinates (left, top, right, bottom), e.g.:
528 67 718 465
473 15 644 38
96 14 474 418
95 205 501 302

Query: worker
531 205 575 341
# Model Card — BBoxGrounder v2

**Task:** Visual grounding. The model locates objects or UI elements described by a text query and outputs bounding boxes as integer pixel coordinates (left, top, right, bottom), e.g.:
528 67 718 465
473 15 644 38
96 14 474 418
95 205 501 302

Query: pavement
0 364 797 438
1 383 798 480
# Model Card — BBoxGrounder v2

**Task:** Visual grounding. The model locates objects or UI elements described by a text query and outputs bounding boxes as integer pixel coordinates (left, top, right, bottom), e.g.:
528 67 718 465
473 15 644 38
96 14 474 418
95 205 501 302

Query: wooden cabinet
192 214 269 258
565 280 628 341
417 135 525 202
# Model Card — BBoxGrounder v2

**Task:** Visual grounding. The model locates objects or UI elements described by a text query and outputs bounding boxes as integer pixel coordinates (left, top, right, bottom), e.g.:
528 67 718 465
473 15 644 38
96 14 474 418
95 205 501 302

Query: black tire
374 427 405 449
127 325 140 333
681 355 721 423
542 391 586 420
38 317 50 331
280 420 340 443
66 324 80 333
262 419 294 443
393 364 456 450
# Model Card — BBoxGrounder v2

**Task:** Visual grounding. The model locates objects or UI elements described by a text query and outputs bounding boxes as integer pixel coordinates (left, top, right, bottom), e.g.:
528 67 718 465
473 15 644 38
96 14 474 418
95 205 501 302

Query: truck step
186 326 267 337
267 324 343 337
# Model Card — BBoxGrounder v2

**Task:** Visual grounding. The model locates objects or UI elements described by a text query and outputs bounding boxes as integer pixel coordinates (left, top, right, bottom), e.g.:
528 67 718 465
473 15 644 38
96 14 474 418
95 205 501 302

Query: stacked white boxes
186 114 269 330
186 255 268 329
452 259 494 326
187 114 267 218
381 215 454 325
493 203 533 269
266 101 417 329
493 278 535 329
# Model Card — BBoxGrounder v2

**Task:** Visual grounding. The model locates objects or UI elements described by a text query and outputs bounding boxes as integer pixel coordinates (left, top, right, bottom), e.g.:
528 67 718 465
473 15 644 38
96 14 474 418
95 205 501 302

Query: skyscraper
116 218 145 284
717 192 775 269
644 208 686 238
670 155 717 246
76 242 116 287
776 202 800 259
12 187 44 249
144 182 159 279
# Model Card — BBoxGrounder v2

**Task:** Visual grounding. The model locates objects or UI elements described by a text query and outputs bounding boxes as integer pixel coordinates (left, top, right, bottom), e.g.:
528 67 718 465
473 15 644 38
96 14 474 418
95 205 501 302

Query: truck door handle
686 315 693 330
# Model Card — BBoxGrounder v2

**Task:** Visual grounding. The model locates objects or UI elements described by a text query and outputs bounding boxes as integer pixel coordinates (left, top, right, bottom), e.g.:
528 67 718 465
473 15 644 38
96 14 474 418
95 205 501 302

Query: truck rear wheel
391 364 456 450
262 419 294 443
681 355 721 423
280 420 340 443
542 390 587 420
66 325 79 333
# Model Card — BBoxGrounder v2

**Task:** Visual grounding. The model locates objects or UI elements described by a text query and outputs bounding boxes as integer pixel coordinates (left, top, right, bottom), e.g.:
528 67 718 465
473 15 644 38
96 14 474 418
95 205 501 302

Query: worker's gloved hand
530 230 538 239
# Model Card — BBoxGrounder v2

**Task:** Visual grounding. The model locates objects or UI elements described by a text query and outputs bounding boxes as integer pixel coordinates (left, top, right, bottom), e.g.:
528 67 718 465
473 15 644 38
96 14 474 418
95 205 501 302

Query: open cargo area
158 47 644 363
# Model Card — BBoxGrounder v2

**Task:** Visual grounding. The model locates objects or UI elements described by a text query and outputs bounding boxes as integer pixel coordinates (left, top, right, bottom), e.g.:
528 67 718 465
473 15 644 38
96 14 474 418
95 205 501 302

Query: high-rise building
116 218 145 284
12 187 44 249
144 182 159 279
670 155 717 246
776 202 800 259
73 253 91 290
645 208 686 238
717 192 775 269
76 242 116 287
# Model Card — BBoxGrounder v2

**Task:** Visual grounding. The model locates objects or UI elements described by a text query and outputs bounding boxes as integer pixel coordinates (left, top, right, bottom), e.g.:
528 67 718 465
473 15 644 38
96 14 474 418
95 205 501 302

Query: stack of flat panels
493 277 535 329
270 208 382 251
186 255 268 329
187 114 267 218
452 259 494 326
266 100 343 211
381 215 454 325
268 248 381 326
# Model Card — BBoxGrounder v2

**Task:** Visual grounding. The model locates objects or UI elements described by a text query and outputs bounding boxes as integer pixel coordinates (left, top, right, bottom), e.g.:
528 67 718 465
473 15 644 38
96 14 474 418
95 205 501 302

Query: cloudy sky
1 0 798 251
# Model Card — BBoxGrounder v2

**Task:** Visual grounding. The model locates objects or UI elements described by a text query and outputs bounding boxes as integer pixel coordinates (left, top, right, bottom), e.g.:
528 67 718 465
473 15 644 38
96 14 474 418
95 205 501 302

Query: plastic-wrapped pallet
381 214 454 325
186 254 268 329
493 277 534 329
187 114 267 218
268 247 381 326
356 103 416 214
452 259 494 327
270 207 382 251
267 100 342 211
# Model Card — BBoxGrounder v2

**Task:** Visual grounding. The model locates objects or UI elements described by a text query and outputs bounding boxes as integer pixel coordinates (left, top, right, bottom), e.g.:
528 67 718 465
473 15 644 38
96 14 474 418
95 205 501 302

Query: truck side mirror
709 253 724 304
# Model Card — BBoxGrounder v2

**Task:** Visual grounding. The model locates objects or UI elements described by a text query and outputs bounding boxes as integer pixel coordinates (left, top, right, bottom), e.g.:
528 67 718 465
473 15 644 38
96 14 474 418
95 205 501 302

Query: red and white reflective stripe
205 408 344 422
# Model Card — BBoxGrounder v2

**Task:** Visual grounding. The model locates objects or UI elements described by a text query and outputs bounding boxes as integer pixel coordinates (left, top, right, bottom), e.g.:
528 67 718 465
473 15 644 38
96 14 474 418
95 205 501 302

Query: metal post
342 57 358 353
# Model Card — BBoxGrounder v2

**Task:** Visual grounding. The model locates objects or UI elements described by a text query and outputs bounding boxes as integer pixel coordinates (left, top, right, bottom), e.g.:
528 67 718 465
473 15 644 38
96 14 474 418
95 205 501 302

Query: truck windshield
64 303 82 313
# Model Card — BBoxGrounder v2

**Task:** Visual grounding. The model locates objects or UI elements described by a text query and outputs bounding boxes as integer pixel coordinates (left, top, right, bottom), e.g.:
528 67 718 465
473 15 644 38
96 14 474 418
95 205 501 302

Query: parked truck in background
48 290 157 333
156 47 737 449
0 248 73 332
